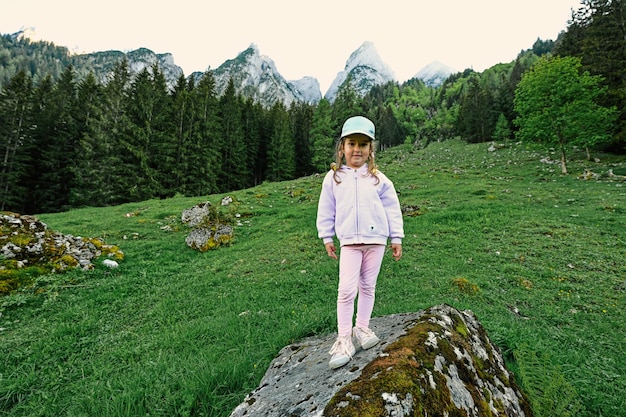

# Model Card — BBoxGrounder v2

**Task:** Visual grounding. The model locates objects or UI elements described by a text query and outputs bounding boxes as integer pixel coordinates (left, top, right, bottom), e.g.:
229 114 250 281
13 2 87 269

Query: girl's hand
325 242 338 260
390 243 402 261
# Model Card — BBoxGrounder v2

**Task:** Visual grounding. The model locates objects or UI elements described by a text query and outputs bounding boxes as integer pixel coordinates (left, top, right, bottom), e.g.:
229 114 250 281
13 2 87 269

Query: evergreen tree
125 64 173 200
241 97 262 187
23 75 52 213
170 72 224 196
289 101 315 178
31 66 79 212
457 74 495 143
0 35 73 88
148 64 177 198
480 64 516 132
433 69 474 143
362 82 403 149
170 73 192 193
492 113 512 141
310 98 335 173
219 79 247 191
69 72 107 207
0 70 33 212
266 102 295 182
495 72 517 135
554 5 587 57
581 0 626 146
332 76 362 133
171 72 223 197
531 38 555 56
373 105 402 150
190 71 223 195
99 59 134 205
125 68 158 200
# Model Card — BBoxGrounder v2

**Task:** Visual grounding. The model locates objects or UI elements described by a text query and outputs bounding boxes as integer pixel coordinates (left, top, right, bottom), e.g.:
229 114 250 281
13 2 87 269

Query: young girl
316 115 404 369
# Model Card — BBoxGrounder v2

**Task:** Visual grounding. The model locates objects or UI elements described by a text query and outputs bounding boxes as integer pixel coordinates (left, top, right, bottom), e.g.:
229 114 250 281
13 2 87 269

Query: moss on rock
324 304 533 417
0 212 124 295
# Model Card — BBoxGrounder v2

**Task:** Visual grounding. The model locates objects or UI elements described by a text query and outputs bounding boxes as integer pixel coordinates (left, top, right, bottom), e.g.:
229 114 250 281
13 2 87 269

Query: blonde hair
331 136 380 185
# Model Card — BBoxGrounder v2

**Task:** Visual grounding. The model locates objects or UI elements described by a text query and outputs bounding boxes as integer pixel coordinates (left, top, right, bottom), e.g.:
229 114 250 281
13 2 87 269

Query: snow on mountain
413 61 457 87
324 41 396 103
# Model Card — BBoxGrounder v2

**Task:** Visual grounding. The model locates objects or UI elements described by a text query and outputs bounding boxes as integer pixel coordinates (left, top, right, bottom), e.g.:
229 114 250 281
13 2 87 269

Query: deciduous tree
514 56 617 174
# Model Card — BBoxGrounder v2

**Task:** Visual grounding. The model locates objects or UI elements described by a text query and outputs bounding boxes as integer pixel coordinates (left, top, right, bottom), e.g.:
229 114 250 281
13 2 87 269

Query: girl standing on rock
316 115 404 369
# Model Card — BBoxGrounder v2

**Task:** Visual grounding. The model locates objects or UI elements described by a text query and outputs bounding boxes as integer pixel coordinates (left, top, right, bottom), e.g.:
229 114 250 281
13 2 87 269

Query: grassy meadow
1 140 625 416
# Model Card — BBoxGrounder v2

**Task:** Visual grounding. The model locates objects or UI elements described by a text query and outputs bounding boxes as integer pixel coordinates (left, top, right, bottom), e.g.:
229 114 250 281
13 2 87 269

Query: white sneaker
328 336 356 369
353 326 380 350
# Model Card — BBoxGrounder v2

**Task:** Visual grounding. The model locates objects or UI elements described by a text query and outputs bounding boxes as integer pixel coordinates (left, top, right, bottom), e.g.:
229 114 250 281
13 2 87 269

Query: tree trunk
561 146 568 174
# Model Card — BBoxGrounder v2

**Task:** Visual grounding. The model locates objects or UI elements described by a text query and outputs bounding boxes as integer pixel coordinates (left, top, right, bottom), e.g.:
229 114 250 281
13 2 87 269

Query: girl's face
342 134 372 169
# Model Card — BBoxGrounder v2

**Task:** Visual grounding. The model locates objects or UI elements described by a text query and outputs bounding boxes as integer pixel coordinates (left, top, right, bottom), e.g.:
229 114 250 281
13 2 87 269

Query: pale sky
1 0 582 93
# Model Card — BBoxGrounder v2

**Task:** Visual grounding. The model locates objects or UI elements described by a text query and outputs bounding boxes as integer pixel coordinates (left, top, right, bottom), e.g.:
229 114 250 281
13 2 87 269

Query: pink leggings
336 244 386 337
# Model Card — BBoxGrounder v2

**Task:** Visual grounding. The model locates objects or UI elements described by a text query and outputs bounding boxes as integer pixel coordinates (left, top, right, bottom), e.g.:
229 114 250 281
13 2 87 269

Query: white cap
341 116 375 140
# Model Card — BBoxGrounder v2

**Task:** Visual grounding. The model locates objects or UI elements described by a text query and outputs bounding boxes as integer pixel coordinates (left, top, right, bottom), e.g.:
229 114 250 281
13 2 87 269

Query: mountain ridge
6 28 457 107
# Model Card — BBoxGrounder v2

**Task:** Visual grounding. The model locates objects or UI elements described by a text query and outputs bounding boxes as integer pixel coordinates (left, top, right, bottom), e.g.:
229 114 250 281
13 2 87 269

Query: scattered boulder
401 205 422 217
182 202 233 252
181 202 213 228
578 168 626 181
607 169 626 181
0 212 124 294
0 212 123 271
578 169 600 180
488 142 506 152
230 304 532 417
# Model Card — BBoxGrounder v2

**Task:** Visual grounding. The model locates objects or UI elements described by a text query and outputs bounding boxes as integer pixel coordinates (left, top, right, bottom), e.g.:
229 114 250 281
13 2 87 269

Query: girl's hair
331 137 380 185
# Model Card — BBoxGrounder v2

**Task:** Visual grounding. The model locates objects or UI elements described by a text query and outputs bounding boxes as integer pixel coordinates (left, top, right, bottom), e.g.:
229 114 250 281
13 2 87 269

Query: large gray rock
181 202 233 251
230 304 533 417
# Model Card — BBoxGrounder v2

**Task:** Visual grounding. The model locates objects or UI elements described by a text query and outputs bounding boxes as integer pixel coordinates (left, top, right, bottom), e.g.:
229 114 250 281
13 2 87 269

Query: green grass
1 140 624 416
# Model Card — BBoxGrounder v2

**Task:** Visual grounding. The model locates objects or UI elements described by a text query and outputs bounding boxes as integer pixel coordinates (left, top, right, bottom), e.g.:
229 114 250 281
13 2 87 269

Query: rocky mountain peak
346 41 395 78
208 44 320 107
324 41 396 103
414 60 457 87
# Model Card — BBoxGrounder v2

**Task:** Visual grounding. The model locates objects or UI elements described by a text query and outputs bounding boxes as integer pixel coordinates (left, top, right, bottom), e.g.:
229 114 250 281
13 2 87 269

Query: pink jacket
316 164 404 247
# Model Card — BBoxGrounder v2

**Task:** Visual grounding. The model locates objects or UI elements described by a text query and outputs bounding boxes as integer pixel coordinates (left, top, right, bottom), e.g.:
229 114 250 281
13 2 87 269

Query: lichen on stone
182 202 234 252
0 212 124 295
323 304 533 417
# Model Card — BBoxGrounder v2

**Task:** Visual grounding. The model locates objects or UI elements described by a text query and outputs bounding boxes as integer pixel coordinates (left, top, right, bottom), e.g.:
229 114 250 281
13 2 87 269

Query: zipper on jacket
353 168 361 243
